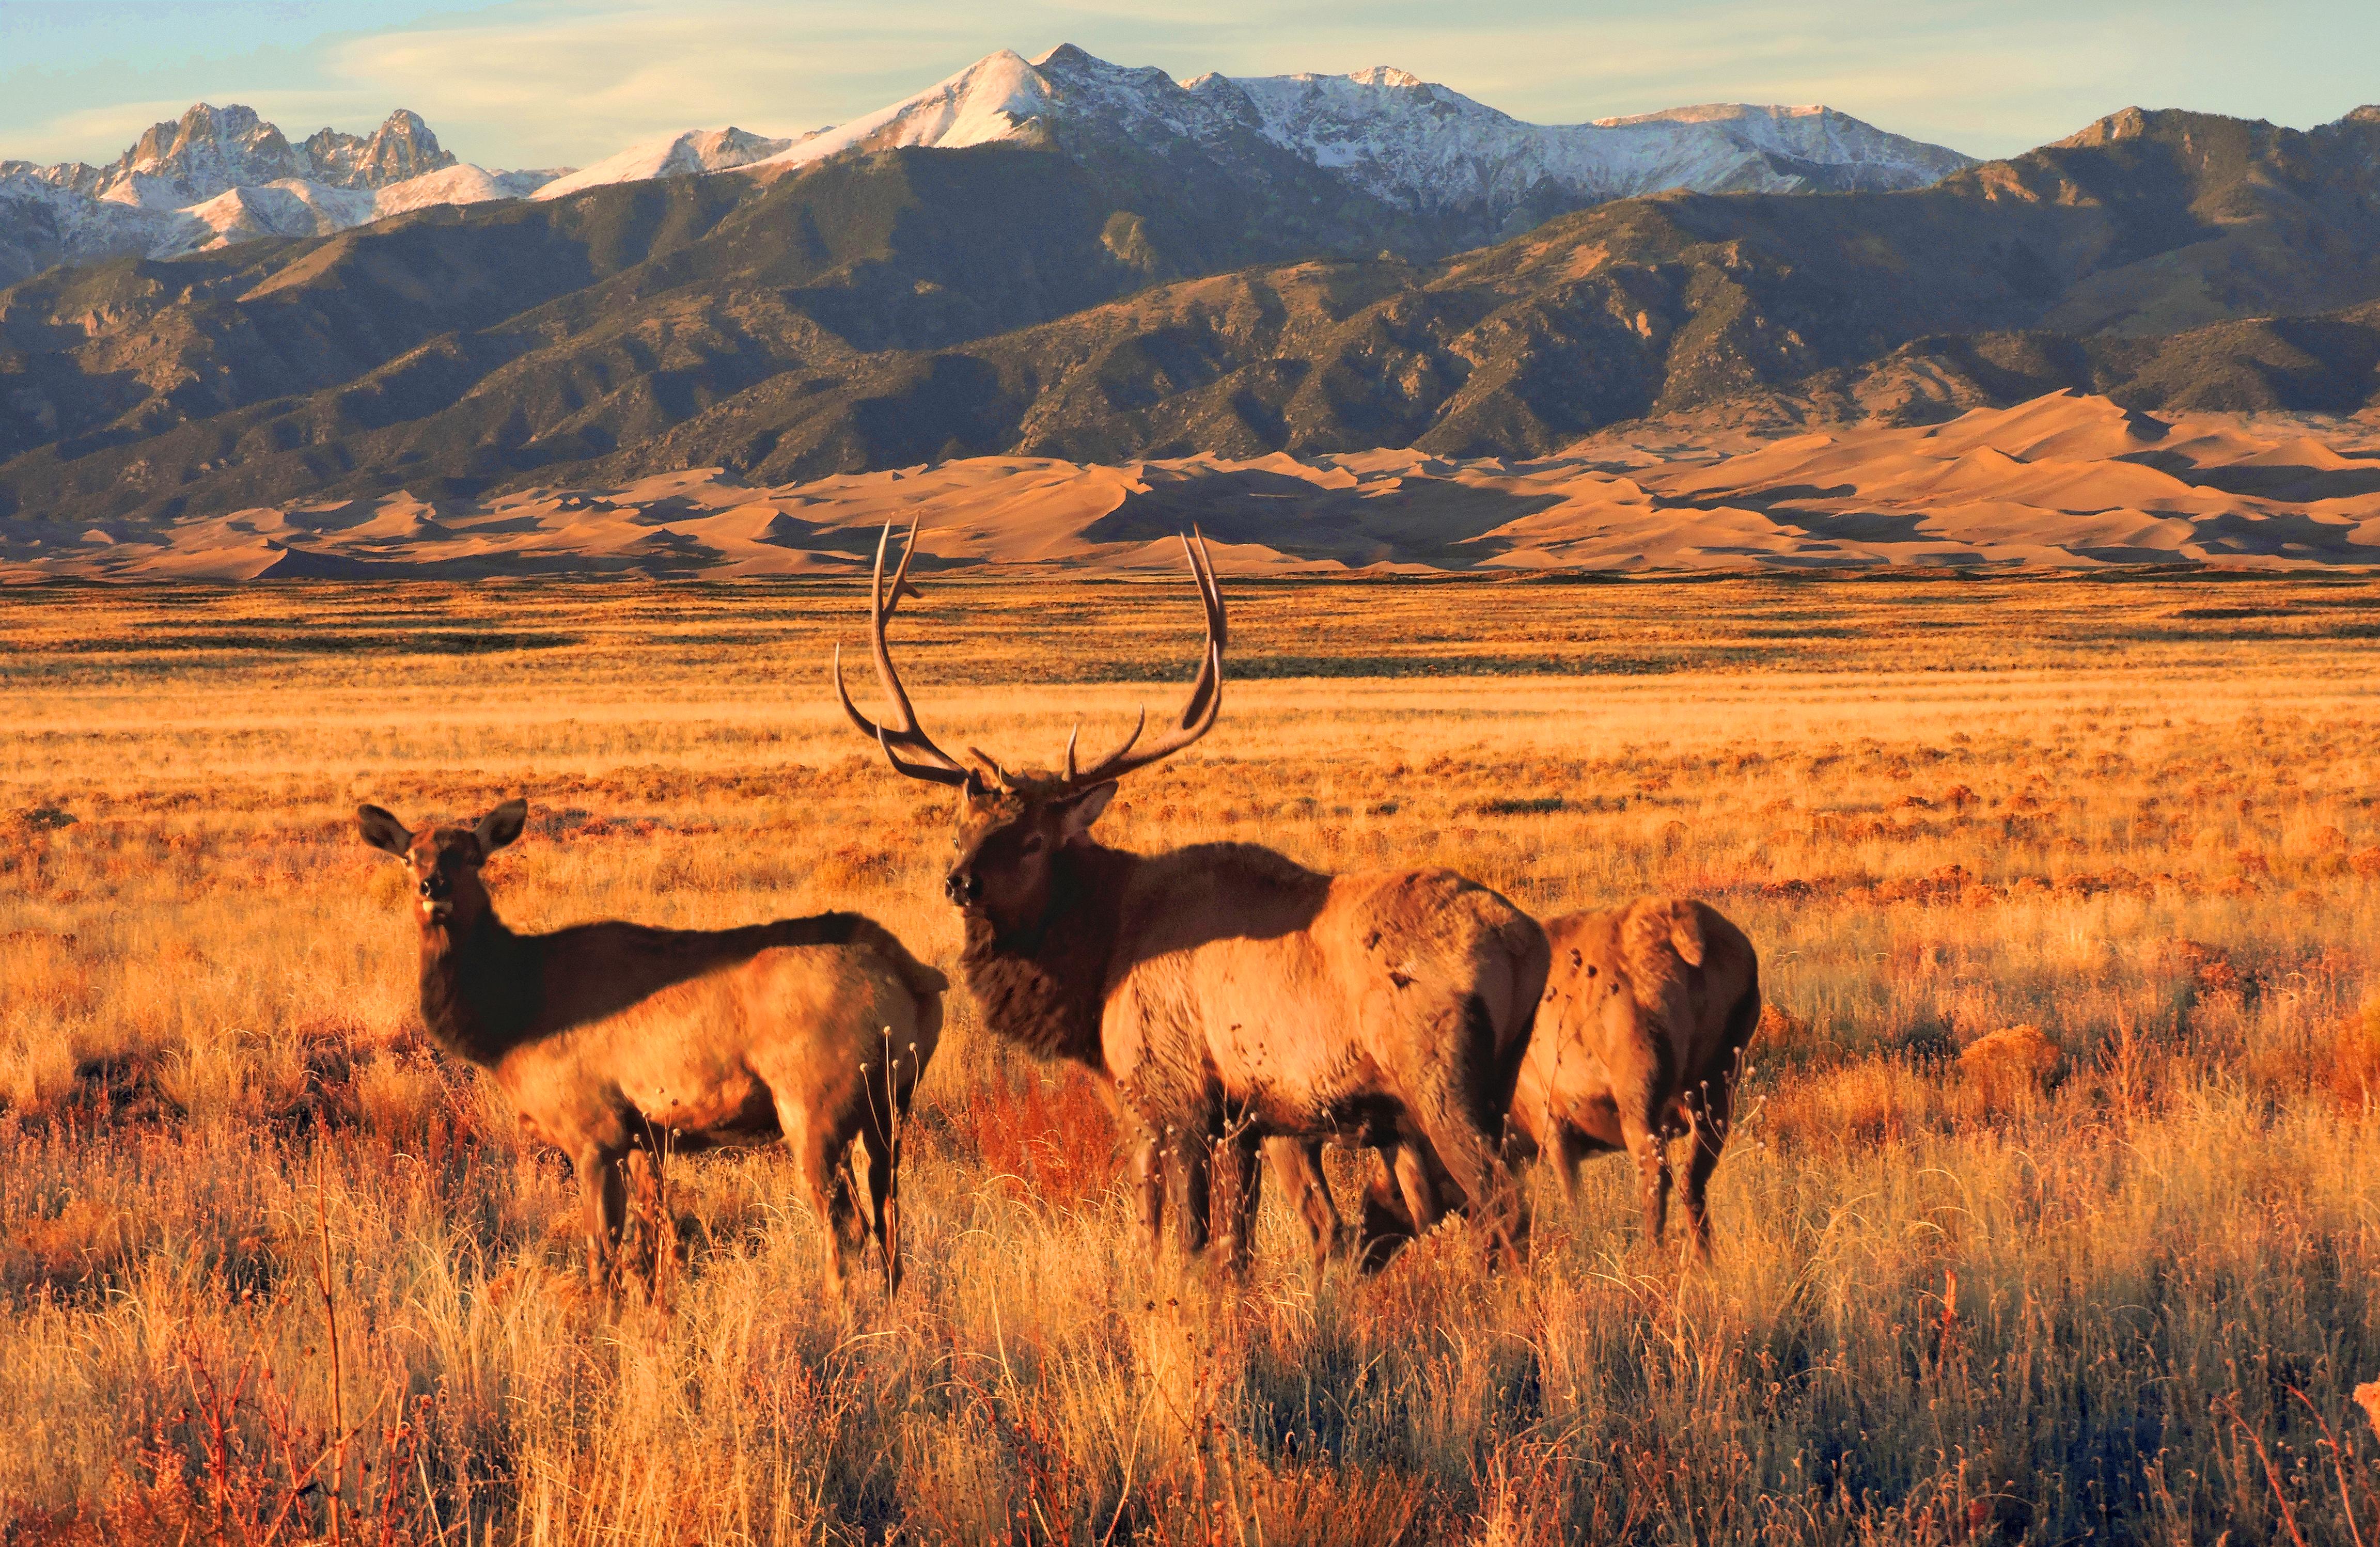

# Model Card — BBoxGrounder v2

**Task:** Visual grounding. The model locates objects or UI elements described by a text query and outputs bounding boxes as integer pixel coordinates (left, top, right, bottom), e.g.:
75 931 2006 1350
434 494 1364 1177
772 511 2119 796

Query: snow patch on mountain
533 127 795 201
375 164 562 214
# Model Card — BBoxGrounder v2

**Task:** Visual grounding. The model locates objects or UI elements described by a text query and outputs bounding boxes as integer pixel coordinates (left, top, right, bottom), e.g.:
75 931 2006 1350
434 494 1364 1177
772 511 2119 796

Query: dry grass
2 574 2379 1543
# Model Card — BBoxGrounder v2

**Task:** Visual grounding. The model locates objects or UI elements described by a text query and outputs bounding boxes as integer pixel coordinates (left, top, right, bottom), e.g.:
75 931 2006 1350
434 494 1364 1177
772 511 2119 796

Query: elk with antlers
357 799 946 1295
834 523 1548 1271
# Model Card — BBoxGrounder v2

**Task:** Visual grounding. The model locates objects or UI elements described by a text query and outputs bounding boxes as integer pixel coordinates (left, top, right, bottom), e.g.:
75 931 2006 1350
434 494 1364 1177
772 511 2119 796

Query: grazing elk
833 522 1548 1272
356 799 946 1295
1288 896 1760 1264
1513 898 1760 1255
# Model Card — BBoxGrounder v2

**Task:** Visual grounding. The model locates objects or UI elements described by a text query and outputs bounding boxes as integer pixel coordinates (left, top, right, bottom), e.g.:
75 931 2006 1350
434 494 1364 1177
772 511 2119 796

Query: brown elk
356 799 946 1295
1513 898 1760 1254
1282 896 1761 1264
832 522 1548 1271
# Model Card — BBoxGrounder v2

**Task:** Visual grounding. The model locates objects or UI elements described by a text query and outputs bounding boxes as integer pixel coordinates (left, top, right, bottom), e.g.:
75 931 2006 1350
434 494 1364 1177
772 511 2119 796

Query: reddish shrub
931 1066 1120 1210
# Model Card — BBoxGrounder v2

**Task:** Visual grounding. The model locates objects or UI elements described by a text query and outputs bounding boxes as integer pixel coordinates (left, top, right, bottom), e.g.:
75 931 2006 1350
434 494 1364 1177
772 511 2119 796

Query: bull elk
832 522 1548 1271
1288 896 1761 1264
356 799 946 1295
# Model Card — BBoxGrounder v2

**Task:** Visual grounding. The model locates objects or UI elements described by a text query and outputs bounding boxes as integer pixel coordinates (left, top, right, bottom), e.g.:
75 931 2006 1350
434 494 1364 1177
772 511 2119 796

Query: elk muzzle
418 870 455 920
945 866 982 908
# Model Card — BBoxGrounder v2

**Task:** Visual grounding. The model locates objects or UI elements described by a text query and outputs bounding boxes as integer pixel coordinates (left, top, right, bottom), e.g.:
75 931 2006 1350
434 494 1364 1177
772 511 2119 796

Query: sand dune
8 392 2380 581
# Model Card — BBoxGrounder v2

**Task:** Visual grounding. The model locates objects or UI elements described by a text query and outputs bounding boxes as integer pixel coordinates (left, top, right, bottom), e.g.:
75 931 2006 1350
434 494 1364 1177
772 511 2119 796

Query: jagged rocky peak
302 109 458 188
8 102 464 210
0 102 561 285
129 103 292 170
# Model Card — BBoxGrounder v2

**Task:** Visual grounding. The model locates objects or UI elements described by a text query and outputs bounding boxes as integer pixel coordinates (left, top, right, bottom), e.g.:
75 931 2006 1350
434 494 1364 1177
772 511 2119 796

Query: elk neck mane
417 911 541 1066
959 842 1131 1070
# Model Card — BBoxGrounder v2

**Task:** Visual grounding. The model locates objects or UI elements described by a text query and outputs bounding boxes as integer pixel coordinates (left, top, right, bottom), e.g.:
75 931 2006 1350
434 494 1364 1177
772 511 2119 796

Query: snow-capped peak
754 51 1057 173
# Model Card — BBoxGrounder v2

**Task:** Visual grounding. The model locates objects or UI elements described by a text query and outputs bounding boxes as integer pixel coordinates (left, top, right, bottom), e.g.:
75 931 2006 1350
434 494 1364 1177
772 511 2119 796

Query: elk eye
1020 834 1045 855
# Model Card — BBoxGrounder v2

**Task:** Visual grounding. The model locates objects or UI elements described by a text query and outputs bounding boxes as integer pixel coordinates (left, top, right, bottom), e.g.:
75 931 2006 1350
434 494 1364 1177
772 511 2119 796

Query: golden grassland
3 571 2380 1544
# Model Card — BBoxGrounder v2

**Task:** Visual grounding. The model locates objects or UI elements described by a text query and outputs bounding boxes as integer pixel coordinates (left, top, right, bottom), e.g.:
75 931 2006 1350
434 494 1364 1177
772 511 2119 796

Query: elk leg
1354 1148 1419 1273
1681 1078 1734 1261
1212 1130 1262 1277
577 1142 628 1286
858 1119 901 1297
1264 1137 1347 1280
1551 1126 1590 1207
1620 1107 1671 1251
1388 1140 1446 1236
778 1106 855 1297
1129 1131 1166 1266
1169 1132 1212 1260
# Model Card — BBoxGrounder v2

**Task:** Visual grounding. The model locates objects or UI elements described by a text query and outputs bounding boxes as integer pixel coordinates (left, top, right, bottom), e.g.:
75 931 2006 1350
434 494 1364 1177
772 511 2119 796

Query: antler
832 517 977 788
1059 528 1226 789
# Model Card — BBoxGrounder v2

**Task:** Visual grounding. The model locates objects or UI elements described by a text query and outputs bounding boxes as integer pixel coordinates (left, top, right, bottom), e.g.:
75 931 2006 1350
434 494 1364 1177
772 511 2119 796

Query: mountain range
0 104 567 286
2 45 2378 557
0 45 1975 290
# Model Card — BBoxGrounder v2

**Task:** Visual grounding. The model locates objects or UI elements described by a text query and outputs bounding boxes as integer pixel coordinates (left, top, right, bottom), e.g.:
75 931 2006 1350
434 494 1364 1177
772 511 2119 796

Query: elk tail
1724 953 1763 1065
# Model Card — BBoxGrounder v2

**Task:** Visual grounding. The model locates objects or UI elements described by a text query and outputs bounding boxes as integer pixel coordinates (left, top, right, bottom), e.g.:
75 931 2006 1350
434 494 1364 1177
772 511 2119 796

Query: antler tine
1063 530 1225 788
830 518 975 787
1172 527 1225 728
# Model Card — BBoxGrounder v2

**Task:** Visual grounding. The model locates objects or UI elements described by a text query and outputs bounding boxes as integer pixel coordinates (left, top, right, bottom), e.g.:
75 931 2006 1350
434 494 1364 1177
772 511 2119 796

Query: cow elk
1510 898 1760 1255
833 521 1549 1273
356 799 946 1296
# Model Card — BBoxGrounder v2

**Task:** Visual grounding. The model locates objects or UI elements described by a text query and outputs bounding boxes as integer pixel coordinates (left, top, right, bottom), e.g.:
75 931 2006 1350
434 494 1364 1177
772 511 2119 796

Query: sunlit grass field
4 572 2379 1544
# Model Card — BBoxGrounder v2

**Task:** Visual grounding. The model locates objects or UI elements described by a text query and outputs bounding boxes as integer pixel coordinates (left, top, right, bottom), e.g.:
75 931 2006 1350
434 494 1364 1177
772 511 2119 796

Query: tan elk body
1509 898 1761 1252
357 800 946 1293
1270 897 1760 1265
835 524 1548 1269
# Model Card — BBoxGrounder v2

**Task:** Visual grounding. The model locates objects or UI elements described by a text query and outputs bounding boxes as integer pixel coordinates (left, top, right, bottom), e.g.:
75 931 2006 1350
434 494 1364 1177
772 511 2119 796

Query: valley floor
2 577 2377 1543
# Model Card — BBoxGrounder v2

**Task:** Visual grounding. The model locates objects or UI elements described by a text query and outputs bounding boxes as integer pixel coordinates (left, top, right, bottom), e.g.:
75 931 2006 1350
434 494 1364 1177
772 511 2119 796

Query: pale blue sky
4 0 2375 172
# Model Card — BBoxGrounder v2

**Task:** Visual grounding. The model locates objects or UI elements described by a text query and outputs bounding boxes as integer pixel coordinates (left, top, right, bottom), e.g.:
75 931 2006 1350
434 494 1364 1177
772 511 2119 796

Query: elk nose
419 873 450 900
945 869 980 906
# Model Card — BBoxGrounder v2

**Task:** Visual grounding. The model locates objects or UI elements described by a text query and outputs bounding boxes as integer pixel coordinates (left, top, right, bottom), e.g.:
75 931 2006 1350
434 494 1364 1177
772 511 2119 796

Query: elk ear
357 804 413 857
1054 781 1118 842
473 799 528 859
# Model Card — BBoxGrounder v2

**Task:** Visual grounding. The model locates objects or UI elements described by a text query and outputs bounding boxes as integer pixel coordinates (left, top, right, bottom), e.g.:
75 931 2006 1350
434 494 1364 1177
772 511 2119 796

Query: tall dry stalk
315 1136 347 1547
